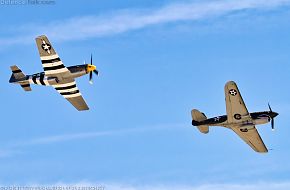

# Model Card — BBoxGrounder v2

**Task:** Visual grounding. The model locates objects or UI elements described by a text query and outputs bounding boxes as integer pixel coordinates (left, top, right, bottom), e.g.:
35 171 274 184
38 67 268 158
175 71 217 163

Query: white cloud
0 123 183 157
1 0 290 46
15 130 114 146
13 123 180 146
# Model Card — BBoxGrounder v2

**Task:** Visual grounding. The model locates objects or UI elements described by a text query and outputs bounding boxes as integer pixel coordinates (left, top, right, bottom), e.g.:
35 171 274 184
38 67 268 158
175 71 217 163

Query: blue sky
1 0 290 189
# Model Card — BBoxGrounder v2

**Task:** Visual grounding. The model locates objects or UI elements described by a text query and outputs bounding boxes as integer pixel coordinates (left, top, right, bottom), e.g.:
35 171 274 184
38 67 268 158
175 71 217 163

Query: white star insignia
229 89 237 96
41 40 51 54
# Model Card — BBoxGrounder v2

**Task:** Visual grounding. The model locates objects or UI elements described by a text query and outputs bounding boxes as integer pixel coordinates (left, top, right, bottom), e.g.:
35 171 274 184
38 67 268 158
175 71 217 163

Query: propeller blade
268 103 272 112
93 70 99 76
268 103 275 131
88 54 97 84
91 54 93 65
89 71 93 84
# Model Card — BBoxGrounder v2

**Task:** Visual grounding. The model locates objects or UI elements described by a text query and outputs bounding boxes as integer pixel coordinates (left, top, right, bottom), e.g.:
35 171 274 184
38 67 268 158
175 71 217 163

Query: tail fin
9 65 31 91
191 109 209 134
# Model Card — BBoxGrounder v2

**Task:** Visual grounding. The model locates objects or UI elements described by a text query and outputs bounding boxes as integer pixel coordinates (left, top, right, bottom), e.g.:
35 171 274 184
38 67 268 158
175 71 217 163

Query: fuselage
192 111 278 128
9 64 88 86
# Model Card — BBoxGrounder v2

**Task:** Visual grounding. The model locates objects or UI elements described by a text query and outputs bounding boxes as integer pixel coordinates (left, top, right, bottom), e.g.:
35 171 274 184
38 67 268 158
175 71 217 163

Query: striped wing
53 80 89 111
35 35 71 78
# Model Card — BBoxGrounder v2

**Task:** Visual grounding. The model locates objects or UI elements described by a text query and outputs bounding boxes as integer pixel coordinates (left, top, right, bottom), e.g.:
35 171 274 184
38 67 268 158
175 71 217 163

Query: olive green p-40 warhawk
9 35 99 111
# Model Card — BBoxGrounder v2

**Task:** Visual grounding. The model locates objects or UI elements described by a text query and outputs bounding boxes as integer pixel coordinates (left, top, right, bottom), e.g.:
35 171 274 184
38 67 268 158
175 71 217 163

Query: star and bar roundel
229 89 237 96
41 40 52 54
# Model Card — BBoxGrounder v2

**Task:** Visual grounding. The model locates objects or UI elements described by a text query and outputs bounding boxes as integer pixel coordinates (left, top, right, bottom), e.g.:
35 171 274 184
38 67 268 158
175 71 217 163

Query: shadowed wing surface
231 126 268 153
52 79 89 111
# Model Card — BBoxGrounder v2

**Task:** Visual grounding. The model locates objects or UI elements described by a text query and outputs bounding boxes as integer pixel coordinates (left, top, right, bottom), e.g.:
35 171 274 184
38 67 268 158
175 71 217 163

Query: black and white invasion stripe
41 54 69 75
20 83 30 88
28 73 50 86
53 81 82 98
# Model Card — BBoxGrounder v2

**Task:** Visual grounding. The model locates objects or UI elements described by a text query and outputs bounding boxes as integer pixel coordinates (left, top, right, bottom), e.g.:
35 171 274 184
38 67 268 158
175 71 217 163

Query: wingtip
36 34 48 39
256 150 268 154
77 107 90 111
224 81 238 91
225 80 236 86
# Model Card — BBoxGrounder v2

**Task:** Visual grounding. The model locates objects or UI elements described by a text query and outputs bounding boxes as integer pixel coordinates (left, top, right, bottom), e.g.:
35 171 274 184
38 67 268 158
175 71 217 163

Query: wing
225 81 249 123
52 80 89 111
232 126 268 153
35 35 71 79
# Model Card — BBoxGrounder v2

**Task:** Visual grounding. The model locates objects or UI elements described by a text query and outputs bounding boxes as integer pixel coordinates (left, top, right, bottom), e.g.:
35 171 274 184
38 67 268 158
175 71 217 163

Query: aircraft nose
87 64 97 72
272 112 279 118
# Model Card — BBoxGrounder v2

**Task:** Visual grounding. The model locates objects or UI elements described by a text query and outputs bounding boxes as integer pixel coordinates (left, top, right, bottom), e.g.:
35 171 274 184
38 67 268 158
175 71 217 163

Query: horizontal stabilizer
20 83 32 91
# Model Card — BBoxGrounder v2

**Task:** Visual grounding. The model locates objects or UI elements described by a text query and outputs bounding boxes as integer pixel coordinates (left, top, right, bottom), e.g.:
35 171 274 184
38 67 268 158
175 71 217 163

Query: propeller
268 103 275 131
88 54 98 84
268 103 272 112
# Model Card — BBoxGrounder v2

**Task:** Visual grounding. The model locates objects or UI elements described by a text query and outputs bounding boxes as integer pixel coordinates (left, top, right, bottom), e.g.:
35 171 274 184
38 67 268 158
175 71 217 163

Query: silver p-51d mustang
191 81 278 153
9 35 99 111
